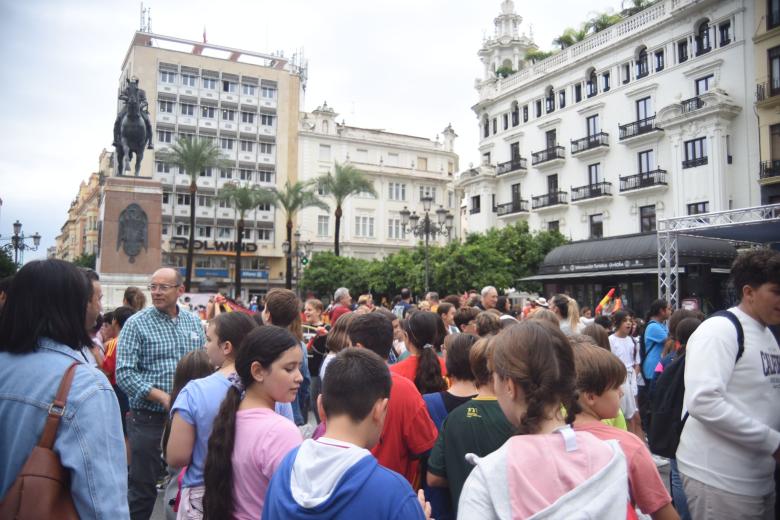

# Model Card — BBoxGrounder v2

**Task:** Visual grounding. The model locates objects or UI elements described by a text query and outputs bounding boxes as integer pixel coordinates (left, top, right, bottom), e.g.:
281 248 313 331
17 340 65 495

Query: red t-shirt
390 354 447 388
371 372 438 487
328 305 351 325
102 337 119 385
574 421 671 515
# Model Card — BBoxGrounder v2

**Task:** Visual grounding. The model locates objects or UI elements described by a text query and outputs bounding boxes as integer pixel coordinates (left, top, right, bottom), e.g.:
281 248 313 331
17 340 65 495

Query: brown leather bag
0 362 80 520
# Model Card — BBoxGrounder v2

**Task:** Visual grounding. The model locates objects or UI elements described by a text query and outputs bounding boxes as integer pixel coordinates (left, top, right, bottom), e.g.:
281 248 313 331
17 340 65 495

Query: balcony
571 132 609 159
757 80 780 106
619 116 662 142
571 181 613 204
496 199 529 217
531 145 565 168
531 190 568 211
682 156 708 169
496 157 528 177
469 207 481 215
681 96 704 113
619 169 668 194
760 160 780 185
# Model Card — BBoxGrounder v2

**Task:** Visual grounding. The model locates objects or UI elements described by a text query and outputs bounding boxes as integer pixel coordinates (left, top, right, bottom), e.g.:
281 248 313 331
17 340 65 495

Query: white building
298 102 459 259
460 0 757 241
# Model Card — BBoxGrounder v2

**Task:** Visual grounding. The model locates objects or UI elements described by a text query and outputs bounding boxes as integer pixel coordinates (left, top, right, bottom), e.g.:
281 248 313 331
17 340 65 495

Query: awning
528 233 736 279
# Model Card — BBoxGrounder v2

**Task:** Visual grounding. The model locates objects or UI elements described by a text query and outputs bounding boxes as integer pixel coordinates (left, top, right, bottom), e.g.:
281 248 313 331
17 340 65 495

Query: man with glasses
117 267 205 520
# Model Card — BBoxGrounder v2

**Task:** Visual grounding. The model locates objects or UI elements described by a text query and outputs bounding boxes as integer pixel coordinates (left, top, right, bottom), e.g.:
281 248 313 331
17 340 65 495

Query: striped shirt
116 305 205 412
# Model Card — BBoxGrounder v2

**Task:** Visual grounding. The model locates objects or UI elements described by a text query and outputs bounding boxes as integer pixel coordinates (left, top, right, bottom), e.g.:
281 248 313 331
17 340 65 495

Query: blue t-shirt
642 320 668 381
171 372 295 487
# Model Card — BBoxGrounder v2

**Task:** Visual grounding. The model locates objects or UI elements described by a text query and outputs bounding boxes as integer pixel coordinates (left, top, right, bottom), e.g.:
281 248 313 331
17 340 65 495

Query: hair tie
423 343 434 350
227 372 246 396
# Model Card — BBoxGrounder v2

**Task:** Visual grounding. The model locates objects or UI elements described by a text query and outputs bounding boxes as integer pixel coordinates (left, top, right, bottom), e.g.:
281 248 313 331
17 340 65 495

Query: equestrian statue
113 77 154 176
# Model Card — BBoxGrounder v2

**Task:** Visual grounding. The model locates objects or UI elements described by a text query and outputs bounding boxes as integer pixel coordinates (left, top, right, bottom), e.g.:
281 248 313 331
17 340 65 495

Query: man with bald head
117 267 206 519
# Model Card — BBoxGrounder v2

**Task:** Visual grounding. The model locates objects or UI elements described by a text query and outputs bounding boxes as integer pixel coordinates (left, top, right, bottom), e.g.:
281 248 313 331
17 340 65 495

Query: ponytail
403 311 447 394
416 345 448 394
566 298 580 332
203 385 241 519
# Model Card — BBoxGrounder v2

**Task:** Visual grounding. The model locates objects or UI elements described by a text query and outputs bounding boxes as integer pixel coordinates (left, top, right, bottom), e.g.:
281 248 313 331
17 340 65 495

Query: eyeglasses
148 284 180 292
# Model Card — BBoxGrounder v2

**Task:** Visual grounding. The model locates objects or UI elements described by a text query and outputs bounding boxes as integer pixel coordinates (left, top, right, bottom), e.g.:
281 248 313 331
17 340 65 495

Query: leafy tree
621 0 655 16
158 137 226 291
0 249 16 278
217 183 275 298
316 162 375 256
495 65 515 78
553 25 588 49
71 253 96 269
267 180 328 288
586 11 622 33
525 49 555 63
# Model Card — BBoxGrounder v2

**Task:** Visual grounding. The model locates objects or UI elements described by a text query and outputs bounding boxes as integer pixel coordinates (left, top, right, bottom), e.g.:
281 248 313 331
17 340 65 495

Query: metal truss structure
657 203 780 308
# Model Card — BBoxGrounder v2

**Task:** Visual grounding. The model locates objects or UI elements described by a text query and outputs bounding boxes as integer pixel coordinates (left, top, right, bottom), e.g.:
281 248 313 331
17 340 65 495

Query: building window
696 22 711 55
160 70 176 84
636 48 649 78
156 161 171 173
640 205 656 233
622 63 631 84
158 130 173 143
545 129 557 148
177 193 191 205
574 83 582 102
261 114 275 126
239 140 254 153
589 214 603 239
319 144 331 161
159 100 174 113
602 72 610 92
354 216 375 238
197 195 212 207
770 0 780 30
161 225 169 236
548 220 559 233
678 40 689 63
221 109 235 121
197 226 212 238
242 84 256 96
202 77 217 89
241 112 255 124
586 115 600 136
257 170 273 183
218 227 232 239
181 74 197 87
545 88 555 113
687 201 709 215
220 168 232 179
388 218 406 240
418 157 428 170
419 185 437 201
220 138 234 150
257 202 271 211
586 70 597 97
180 103 195 116
199 168 213 178
695 75 714 95
535 100 542 118
448 191 454 208
511 103 520 126
503 113 509 130
471 195 481 214
770 46 780 96
238 169 253 181
559 90 566 109
719 21 731 46
483 117 490 138
683 137 708 168
638 149 655 173
201 106 216 118
257 229 272 241
388 182 407 201
175 224 190 236
588 163 602 184
261 86 277 99
259 143 273 154
522 105 528 122
655 50 665 72
179 132 194 144
162 192 170 204
636 96 652 120
317 215 329 237
492 118 498 134
222 81 237 93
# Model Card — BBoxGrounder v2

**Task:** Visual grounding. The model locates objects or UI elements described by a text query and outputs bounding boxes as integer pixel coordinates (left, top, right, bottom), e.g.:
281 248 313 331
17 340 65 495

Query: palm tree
586 11 623 33
316 162 376 256
525 48 555 63
553 26 588 49
217 183 275 299
267 180 328 288
621 0 654 16
160 137 226 291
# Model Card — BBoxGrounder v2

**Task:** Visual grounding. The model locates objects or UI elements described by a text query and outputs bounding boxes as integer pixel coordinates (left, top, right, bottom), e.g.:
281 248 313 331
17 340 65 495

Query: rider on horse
113 77 153 150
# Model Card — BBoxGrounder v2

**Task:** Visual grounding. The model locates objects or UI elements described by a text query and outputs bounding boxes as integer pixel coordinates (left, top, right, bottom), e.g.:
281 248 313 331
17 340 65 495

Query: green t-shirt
427 397 514 513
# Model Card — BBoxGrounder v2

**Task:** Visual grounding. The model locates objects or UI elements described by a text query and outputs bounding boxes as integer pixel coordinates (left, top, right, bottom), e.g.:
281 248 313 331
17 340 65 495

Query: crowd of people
0 247 778 519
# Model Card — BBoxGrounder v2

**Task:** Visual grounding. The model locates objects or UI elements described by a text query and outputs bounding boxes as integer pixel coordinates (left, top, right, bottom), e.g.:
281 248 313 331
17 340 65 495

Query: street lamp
400 196 454 293
1 220 41 266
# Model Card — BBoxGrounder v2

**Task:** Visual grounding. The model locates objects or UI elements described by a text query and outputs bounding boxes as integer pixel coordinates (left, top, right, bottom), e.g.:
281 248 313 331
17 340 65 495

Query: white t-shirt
609 335 638 369
677 307 780 496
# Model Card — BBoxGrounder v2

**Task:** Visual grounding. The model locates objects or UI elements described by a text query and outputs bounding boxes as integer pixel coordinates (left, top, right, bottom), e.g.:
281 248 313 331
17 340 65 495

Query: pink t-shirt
231 408 302 520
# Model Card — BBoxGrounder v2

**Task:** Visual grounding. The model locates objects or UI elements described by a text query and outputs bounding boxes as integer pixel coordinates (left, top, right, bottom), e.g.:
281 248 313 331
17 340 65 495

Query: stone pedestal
96 176 162 309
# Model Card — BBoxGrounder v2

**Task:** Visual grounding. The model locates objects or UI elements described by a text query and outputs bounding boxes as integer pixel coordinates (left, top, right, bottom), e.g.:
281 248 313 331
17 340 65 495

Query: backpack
648 310 744 458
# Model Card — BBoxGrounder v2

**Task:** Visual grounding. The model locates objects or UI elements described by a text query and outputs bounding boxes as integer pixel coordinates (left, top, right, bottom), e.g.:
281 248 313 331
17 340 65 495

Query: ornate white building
459 0 759 241
297 103 459 259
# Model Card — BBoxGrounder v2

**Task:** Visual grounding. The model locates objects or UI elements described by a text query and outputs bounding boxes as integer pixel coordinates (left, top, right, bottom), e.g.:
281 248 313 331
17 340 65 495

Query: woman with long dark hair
391 311 448 394
0 259 128 517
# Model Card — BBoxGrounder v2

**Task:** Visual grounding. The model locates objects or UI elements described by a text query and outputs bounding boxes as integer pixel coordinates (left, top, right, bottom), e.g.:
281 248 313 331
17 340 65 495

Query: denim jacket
0 338 129 518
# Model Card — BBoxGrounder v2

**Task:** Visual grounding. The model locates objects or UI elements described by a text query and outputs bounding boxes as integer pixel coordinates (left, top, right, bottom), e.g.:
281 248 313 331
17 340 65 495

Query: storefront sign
177 267 229 278
242 270 269 280
170 237 258 253
555 258 649 274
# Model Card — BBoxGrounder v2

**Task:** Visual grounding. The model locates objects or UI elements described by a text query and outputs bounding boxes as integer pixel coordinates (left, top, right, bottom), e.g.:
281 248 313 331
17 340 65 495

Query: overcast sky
0 0 623 262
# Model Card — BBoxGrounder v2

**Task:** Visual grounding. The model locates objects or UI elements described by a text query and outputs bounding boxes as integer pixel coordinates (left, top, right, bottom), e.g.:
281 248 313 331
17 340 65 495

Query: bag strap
38 362 80 449
709 310 745 362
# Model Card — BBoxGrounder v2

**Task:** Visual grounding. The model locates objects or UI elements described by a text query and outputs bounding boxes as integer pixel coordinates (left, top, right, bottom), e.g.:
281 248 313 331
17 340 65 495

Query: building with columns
297 102 459 259
458 0 757 313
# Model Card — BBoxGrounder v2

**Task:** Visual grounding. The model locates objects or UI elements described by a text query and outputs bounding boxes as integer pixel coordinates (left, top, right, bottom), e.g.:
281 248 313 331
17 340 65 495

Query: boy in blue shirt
263 348 429 520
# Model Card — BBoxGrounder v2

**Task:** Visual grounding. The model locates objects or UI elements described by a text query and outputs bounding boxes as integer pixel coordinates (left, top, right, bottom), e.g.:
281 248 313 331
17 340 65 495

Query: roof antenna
140 2 152 33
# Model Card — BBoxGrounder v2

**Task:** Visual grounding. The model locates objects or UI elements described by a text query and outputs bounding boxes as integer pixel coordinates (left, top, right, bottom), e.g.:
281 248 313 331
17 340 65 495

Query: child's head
205 312 257 368
401 311 447 394
582 323 610 350
572 343 626 421
320 348 391 449
111 305 135 332
469 336 494 389
530 308 559 327
326 312 357 354
348 312 393 360
675 317 702 350
171 349 213 405
454 307 479 334
475 310 501 337
262 288 300 328
446 333 477 383
490 321 580 433
611 311 631 335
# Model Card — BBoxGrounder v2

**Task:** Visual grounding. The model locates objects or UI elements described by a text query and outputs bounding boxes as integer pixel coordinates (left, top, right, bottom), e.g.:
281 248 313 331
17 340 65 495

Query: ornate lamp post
0 220 42 267
399 196 454 293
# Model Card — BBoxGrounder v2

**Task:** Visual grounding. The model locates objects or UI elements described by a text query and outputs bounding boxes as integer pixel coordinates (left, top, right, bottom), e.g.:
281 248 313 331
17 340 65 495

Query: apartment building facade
756 0 780 203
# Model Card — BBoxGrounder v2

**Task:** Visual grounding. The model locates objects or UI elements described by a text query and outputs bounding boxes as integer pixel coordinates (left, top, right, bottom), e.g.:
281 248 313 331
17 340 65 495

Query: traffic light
301 256 309 266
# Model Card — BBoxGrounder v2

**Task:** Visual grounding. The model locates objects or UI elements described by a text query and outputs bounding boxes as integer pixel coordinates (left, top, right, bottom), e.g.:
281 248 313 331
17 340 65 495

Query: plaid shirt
116 305 205 412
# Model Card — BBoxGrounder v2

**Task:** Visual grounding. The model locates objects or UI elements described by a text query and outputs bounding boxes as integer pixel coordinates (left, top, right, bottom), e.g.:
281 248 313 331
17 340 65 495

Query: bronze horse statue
115 82 148 176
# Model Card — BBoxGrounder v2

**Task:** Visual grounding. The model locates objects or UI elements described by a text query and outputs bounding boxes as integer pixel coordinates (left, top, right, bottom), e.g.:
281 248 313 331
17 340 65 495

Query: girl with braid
458 321 630 519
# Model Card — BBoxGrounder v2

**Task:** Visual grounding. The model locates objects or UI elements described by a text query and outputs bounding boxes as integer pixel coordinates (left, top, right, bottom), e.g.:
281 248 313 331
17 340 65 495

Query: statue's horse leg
135 148 145 177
